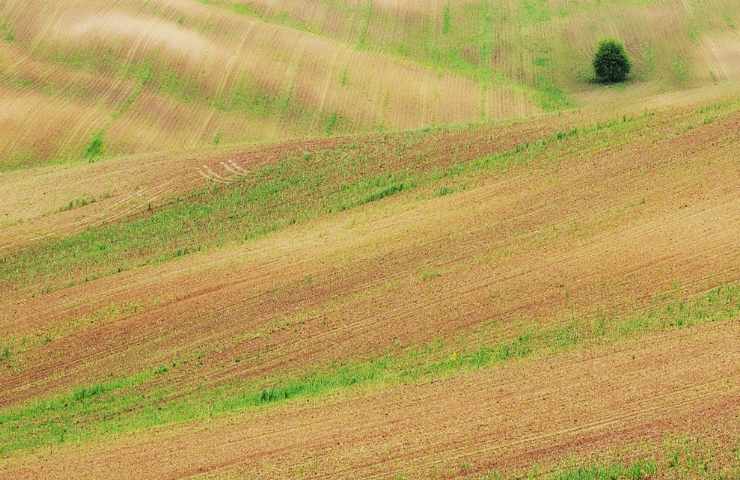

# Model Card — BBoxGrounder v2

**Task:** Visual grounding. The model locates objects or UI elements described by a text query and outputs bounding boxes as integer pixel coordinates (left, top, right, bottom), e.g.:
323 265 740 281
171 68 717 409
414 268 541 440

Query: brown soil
1 106 738 410
1 322 736 479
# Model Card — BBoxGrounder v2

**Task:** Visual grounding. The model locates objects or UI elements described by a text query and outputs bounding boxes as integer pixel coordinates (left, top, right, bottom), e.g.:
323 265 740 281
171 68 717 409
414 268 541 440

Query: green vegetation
1 283 736 456
324 112 340 136
84 131 105 162
72 384 108 402
5 99 740 295
2 0 737 170
58 195 99 213
0 20 14 43
593 39 631 83
0 346 11 363
550 459 656 480
434 186 456 197
476 434 740 480
442 4 452 34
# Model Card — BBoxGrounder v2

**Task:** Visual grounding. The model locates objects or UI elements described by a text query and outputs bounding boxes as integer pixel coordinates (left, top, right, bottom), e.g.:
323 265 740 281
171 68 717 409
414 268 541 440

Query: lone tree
593 39 631 83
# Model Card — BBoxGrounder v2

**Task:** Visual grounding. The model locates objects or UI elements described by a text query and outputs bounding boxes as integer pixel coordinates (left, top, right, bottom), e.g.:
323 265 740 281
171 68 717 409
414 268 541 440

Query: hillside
1 0 739 169
2 0 740 478
1 83 739 478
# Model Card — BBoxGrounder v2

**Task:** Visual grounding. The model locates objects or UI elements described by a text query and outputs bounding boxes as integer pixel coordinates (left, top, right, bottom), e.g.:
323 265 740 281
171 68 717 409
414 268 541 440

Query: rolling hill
0 0 739 169
0 1 739 479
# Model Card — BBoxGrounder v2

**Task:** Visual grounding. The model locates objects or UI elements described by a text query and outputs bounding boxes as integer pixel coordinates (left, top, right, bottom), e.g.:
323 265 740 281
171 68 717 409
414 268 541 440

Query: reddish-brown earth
1 92 738 479
2 104 738 408
2 322 737 479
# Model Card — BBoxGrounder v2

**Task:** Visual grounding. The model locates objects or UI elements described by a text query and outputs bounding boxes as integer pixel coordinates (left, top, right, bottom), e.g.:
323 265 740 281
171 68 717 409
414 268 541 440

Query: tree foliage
593 39 631 83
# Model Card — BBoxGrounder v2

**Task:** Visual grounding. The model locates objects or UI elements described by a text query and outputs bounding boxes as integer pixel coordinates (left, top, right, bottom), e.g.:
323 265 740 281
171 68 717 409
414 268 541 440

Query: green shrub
84 131 105 162
593 39 631 83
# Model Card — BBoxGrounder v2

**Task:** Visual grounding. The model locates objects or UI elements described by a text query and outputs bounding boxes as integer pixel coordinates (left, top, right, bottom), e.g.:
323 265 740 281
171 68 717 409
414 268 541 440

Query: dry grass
0 0 738 168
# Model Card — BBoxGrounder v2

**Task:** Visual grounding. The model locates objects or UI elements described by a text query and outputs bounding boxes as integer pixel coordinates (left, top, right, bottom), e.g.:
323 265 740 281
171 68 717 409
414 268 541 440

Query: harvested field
1 1 739 478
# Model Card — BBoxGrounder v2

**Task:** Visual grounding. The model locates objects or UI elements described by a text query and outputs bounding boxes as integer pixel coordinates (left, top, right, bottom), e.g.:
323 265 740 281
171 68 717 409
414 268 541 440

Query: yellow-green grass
0 0 738 169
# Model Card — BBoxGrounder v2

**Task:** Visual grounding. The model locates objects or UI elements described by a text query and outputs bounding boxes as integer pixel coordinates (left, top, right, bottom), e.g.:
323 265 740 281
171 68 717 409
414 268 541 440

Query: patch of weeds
362 182 410 203
420 269 441 281
534 74 572 111
434 186 455 197
553 322 580 348
493 333 532 361
84 131 105 162
72 384 107 402
328 173 414 212
671 57 689 84
532 47 572 111
324 112 340 136
442 3 452 34
0 21 14 42
555 128 579 141
550 459 656 480
664 436 717 477
355 1 373 50
0 368 157 454
723 14 736 30
0 346 11 363
459 461 474 473
520 0 551 24
58 195 97 213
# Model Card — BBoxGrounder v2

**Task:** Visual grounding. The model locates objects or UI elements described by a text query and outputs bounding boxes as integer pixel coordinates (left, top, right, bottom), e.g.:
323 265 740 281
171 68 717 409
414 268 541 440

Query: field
1 0 740 169
1 1 739 479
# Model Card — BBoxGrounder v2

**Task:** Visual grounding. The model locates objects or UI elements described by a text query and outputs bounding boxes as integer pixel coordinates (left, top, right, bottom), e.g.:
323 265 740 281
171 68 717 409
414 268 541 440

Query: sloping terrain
0 0 738 169
1 1 740 477
4 322 737 479
0 87 738 478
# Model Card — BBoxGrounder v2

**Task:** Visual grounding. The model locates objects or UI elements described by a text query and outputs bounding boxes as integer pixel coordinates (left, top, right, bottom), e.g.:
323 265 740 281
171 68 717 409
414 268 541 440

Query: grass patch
84 131 105 162
476 433 740 479
0 21 14 43
1 284 736 456
58 195 97 213
433 186 456 197
324 112 340 136
420 269 442 281
442 4 452 34
0 346 11 363
550 459 656 480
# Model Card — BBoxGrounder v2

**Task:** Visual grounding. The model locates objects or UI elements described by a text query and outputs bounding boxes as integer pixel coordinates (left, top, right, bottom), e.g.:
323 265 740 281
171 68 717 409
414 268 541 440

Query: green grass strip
1 284 737 457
